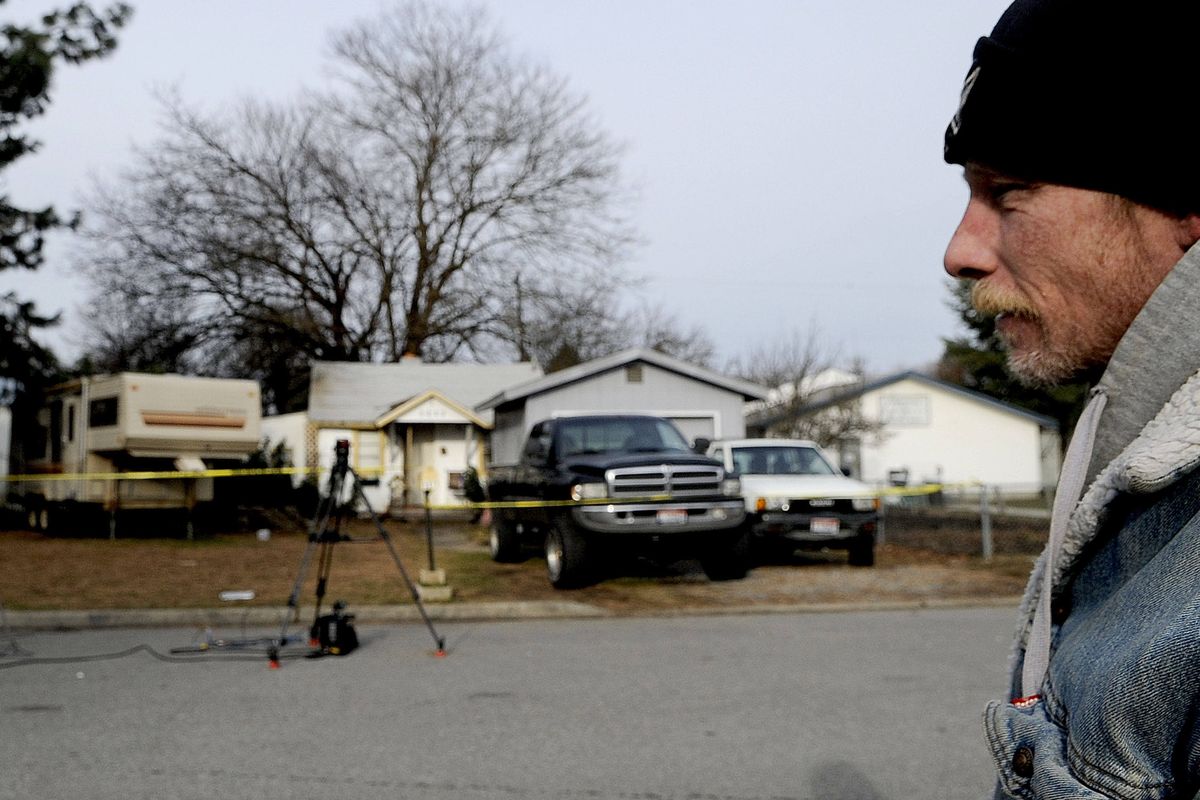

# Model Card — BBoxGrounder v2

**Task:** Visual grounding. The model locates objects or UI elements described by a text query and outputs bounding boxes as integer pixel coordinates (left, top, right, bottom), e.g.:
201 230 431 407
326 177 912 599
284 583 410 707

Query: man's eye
986 181 1035 206
989 183 1022 202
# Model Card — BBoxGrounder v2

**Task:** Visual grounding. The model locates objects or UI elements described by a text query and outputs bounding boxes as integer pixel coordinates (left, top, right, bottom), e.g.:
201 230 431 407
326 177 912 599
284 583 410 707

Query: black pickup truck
486 414 748 588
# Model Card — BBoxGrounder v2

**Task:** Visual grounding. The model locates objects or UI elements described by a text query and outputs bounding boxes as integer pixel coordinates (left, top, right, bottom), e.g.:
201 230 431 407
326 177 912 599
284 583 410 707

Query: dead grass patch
0 519 1033 613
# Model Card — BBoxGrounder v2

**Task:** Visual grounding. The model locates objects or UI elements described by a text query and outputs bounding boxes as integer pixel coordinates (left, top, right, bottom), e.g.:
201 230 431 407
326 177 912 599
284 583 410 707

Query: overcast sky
0 0 1010 375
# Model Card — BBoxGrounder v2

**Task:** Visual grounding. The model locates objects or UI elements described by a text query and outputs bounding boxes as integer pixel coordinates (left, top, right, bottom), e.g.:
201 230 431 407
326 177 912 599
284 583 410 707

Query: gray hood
1088 240 1200 485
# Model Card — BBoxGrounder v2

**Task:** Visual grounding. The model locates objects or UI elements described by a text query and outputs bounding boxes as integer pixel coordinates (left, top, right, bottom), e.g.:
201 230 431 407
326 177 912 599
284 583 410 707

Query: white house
262 359 542 514
478 348 769 466
748 371 1061 496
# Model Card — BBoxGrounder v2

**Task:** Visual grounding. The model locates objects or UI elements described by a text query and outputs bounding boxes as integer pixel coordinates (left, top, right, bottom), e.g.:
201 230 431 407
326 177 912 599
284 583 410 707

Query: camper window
89 397 118 427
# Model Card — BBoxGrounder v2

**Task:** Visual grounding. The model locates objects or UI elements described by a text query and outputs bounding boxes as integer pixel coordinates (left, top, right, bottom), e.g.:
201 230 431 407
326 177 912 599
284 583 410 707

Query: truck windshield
555 417 691 457
731 446 836 476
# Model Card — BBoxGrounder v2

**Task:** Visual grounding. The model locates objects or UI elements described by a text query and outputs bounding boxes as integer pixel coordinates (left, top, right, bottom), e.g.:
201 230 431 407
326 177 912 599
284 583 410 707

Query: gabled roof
749 370 1059 430
308 360 543 426
476 347 769 411
374 390 490 429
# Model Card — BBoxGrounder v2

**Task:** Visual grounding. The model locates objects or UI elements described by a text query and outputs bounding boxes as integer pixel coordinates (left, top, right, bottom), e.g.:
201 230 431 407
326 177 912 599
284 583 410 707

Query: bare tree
622 301 715 367
327 3 635 359
79 2 635 400
482 273 716 372
729 325 835 403
731 326 878 449
486 271 628 368
80 288 204 375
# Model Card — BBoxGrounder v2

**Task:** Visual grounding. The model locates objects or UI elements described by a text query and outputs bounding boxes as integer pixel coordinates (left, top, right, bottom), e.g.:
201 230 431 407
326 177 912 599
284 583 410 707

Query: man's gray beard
1006 347 1086 389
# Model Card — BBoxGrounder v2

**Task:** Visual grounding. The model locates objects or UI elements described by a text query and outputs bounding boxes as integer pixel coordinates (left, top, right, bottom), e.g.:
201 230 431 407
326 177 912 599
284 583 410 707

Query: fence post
980 484 994 561
876 490 886 545
424 488 436 572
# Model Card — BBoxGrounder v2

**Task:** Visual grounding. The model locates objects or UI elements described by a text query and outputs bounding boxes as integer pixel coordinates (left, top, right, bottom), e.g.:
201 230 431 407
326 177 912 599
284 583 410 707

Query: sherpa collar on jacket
1090 240 1200 486
1015 366 1200 652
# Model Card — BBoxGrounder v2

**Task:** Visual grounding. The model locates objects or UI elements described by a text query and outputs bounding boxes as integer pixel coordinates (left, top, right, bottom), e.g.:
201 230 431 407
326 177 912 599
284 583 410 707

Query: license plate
810 517 840 534
656 508 688 525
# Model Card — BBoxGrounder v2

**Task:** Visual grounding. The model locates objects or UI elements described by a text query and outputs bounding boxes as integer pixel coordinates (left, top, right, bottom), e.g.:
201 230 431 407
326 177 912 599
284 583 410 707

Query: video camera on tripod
269 439 446 666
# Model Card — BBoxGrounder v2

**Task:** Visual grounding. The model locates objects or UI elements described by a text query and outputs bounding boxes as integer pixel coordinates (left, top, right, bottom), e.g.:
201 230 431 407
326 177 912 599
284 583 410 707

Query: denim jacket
986 370 1200 799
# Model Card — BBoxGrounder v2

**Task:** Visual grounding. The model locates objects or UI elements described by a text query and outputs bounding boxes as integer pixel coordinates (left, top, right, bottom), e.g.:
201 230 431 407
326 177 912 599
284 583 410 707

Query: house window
625 364 643 383
353 432 384 484
879 395 931 426
89 396 119 427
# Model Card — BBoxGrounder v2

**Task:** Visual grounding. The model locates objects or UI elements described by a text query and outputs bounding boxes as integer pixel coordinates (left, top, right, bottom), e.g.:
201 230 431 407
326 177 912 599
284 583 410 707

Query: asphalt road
1 607 1013 800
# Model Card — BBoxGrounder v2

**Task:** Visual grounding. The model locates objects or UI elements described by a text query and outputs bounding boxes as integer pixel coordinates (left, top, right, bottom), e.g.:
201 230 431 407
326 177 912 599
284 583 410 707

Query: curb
1 601 609 631
614 596 1021 618
0 597 1019 631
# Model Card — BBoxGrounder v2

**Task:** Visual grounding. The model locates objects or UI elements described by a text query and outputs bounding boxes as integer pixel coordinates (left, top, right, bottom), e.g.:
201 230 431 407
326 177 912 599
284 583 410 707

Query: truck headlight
570 482 607 502
852 496 880 511
721 478 741 497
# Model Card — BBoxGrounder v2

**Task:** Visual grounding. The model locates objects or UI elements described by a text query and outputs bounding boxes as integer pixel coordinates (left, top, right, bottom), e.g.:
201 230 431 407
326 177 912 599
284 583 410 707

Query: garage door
668 415 716 444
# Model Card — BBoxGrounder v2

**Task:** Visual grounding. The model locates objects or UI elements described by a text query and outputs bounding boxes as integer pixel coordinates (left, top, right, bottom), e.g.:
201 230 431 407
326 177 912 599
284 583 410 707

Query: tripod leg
272 532 320 664
271 462 345 665
309 540 335 645
346 466 446 655
308 467 344 547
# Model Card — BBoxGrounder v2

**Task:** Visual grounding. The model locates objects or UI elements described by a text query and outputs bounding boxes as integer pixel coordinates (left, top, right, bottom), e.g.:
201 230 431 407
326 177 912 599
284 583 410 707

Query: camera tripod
269 439 446 665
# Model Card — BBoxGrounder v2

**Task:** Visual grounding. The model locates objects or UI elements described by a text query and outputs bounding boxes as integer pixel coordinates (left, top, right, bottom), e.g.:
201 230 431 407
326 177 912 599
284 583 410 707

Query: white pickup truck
706 438 880 566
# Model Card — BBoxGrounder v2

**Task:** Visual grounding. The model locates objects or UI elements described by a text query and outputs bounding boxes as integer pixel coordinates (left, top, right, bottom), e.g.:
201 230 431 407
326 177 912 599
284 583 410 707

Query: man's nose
944 197 998 281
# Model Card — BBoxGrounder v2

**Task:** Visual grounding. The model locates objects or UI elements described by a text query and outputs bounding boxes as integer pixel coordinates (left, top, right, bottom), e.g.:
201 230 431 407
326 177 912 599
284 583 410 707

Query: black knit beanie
944 0 1200 214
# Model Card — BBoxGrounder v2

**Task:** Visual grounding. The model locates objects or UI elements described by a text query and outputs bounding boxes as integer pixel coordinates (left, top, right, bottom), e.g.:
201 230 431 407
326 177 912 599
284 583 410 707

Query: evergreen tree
0 1 131 465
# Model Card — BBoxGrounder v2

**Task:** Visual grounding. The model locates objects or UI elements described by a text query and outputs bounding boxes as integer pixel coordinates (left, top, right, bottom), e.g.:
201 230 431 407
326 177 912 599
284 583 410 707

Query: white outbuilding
748 371 1061 497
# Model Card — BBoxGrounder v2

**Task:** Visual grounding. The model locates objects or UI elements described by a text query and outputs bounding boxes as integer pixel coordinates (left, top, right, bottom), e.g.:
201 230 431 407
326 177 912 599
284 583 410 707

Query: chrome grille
792 498 856 513
606 464 723 498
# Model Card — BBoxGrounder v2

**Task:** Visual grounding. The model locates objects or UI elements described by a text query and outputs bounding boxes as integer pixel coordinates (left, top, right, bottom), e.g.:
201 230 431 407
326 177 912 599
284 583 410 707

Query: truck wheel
545 520 590 589
700 526 751 581
847 535 875 567
489 516 524 563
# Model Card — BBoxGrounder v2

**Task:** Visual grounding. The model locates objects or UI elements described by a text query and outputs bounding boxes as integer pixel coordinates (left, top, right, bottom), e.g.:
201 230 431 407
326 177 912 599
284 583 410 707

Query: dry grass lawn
0 517 1034 614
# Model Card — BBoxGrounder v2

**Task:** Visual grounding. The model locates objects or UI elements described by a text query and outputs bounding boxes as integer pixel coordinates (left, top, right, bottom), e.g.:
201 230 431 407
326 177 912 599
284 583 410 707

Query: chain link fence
879 489 1050 558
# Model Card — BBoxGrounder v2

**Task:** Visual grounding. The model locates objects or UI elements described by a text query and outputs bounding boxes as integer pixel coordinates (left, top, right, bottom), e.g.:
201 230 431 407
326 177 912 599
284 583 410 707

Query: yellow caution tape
418 483 981 511
3 466 987 509
0 466 394 482
1 466 322 482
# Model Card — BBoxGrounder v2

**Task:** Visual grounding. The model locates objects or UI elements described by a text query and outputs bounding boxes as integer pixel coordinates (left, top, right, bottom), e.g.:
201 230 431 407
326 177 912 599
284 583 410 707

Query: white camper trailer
18 373 261 530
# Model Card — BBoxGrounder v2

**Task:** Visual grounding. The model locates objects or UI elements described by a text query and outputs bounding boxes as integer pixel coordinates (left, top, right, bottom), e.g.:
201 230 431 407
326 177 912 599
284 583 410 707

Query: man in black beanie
944 1 1200 798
